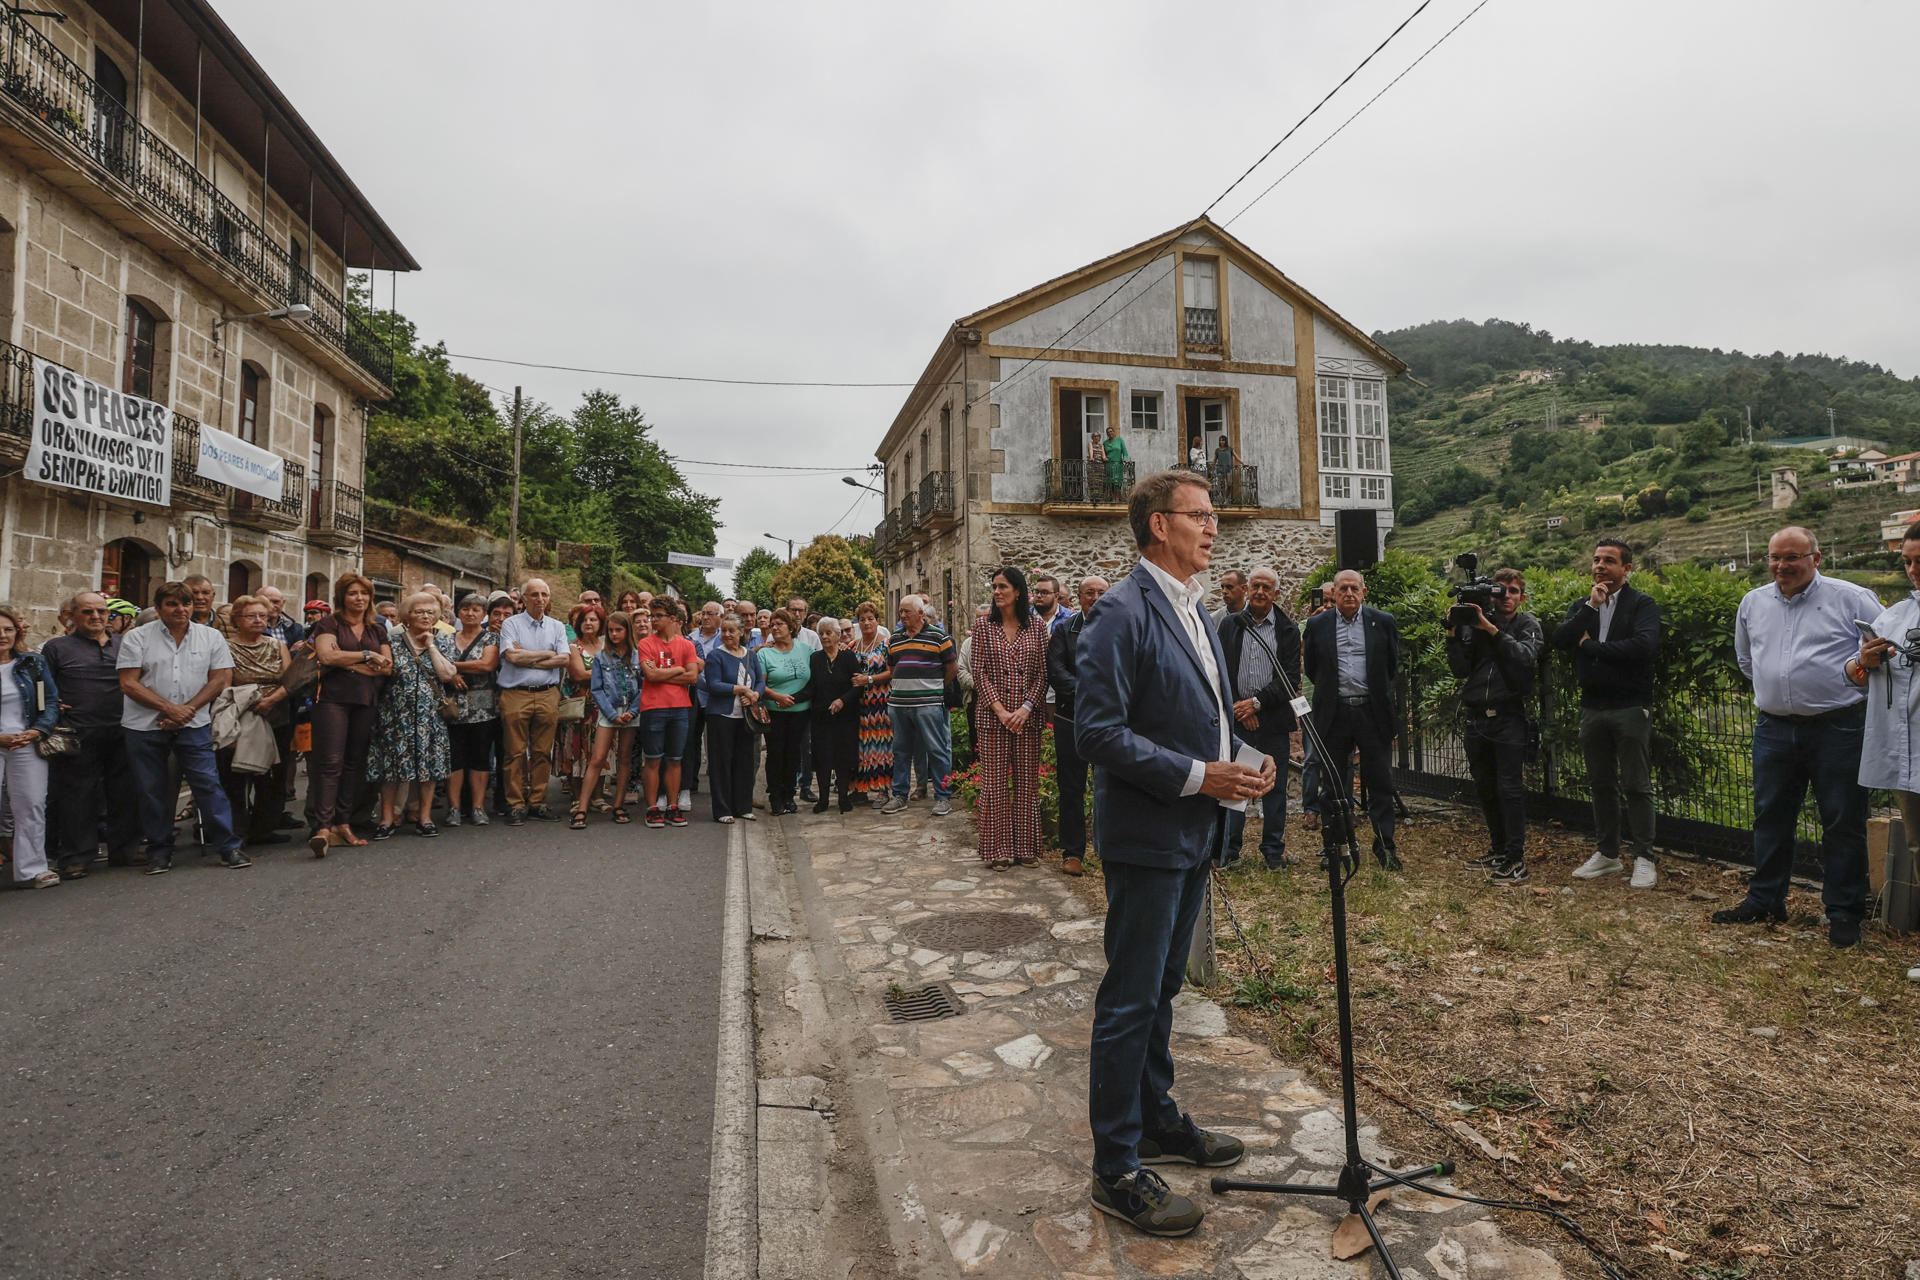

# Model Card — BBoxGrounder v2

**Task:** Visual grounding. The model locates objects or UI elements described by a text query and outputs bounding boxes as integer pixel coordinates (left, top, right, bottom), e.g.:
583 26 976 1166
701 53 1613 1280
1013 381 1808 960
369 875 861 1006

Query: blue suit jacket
1073 561 1243 871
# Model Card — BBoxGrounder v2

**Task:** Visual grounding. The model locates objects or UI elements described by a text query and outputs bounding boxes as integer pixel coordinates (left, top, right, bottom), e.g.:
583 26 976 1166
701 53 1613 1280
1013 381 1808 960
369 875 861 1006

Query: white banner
25 357 172 506
195 424 284 500
667 551 734 570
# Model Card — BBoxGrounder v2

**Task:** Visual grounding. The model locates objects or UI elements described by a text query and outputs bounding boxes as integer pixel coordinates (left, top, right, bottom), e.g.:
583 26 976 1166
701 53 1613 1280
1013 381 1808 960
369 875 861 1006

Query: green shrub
1685 505 1711 523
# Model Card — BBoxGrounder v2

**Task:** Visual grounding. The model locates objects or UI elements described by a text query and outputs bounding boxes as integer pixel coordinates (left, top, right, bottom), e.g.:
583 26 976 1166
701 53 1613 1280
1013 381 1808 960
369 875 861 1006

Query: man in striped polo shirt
879 594 959 816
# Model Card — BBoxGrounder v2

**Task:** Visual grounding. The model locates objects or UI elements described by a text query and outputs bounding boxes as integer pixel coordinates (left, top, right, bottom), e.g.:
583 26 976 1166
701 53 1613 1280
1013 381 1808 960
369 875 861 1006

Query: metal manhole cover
899 911 1051 953
883 982 965 1023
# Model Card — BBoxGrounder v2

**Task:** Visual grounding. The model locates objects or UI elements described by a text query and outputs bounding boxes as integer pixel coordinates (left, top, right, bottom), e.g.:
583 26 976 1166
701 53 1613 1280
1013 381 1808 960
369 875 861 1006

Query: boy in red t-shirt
638 601 701 827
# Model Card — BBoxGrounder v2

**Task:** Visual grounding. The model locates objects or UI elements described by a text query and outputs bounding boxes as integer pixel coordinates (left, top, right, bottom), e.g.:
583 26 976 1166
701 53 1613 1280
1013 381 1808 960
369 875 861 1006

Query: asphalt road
0 804 729 1280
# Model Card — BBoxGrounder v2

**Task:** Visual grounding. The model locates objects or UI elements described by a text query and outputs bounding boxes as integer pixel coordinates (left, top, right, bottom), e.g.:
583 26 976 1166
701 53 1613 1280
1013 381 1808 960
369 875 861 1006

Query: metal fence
1393 652 1829 878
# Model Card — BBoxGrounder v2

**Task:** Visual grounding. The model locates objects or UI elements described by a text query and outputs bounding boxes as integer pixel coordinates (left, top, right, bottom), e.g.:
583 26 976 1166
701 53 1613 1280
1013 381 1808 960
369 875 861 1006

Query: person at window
1217 567 1303 871
118 581 250 873
440 594 501 828
1088 430 1106 501
561 604 607 807
701 613 764 823
307 574 392 854
496 578 571 825
756 610 813 817
1186 434 1206 474
1549 538 1662 888
1101 422 1129 502
572 610 640 828
1302 569 1403 870
1046 575 1108 876
1445 568 1544 885
42 592 143 877
971 568 1051 869
1727 526 1881 948
0 604 63 889
637 599 700 828
366 592 457 839
213 595 291 849
803 617 860 813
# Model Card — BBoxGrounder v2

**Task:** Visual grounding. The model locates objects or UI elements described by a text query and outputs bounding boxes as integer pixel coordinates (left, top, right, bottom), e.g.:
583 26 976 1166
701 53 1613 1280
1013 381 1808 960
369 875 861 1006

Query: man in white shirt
496 578 572 823
118 580 248 873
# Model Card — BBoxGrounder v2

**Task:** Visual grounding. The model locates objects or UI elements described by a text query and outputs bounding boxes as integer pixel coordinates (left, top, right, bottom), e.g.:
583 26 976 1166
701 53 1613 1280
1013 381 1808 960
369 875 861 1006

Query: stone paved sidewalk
775 801 1569 1279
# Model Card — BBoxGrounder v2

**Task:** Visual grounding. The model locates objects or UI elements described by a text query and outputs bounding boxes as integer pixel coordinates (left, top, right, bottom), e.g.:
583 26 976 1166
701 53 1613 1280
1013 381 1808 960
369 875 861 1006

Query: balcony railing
0 9 394 388
230 458 306 528
0 335 30 461
168 412 224 509
872 517 890 559
310 478 363 545
1044 459 1134 507
917 470 955 525
1210 465 1259 508
1184 307 1220 345
898 492 918 535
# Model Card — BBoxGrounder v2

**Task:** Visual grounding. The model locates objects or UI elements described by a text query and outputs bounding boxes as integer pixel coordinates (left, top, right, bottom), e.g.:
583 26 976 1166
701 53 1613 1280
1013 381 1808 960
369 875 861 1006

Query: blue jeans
124 725 240 861
1089 858 1211 1178
1750 706 1869 921
889 703 952 799
640 707 690 761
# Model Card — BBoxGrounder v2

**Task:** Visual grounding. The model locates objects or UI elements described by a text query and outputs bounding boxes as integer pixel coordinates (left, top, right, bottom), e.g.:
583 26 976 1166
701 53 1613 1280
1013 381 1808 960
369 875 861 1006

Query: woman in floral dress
849 600 892 804
561 604 606 807
366 591 456 838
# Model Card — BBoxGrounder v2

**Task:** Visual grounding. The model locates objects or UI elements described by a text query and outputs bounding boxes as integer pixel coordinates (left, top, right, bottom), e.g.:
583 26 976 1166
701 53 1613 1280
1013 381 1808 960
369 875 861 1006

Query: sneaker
144 858 172 876
1629 857 1657 889
880 795 908 815
468 809 490 827
1465 852 1503 871
1711 898 1787 925
414 822 439 838
677 790 692 811
507 808 527 827
220 848 253 869
29 870 61 889
444 809 464 828
646 808 667 829
1373 838 1402 872
372 824 395 841
669 808 688 828
1137 1115 1245 1168
528 806 553 821
1571 853 1624 880
1262 851 1287 871
1828 916 1861 948
932 798 953 817
1090 1168 1203 1237
1489 859 1530 886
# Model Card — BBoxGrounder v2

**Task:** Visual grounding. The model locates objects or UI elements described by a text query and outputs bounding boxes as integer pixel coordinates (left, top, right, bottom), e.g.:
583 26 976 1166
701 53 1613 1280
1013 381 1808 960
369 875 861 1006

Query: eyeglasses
1161 508 1220 527
1767 553 1811 564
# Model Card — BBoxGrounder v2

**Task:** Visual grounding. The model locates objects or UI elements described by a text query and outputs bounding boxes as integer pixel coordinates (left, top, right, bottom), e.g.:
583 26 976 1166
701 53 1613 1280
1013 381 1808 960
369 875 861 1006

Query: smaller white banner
196 425 284 500
667 551 733 570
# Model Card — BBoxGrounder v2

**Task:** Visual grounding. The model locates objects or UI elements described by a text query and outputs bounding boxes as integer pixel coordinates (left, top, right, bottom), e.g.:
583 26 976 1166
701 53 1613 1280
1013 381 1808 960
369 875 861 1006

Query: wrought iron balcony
1043 458 1134 508
0 335 29 463
898 492 918 537
871 517 890 559
1184 307 1220 346
168 413 225 509
1211 465 1260 509
0 9 393 388
230 458 306 529
917 471 956 526
310 478 363 547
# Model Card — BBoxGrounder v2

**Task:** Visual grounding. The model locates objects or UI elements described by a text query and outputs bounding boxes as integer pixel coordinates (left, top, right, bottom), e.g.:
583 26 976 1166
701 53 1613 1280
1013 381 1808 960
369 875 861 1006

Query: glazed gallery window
1318 376 1388 474
1359 476 1388 502
1323 474 1352 500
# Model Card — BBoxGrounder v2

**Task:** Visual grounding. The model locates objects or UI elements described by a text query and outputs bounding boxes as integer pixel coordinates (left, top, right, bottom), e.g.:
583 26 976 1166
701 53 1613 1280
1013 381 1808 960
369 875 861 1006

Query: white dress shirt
1734 571 1883 716
117 620 234 731
1139 557 1231 796
1595 591 1619 642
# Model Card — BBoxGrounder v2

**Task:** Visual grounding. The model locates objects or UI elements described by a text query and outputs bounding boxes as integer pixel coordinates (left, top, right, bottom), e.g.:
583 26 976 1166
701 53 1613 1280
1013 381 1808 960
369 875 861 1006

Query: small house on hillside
868 218 1406 628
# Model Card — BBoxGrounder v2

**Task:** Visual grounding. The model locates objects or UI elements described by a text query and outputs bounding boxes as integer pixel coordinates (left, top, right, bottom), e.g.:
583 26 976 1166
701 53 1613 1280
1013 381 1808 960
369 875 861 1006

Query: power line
447 351 915 389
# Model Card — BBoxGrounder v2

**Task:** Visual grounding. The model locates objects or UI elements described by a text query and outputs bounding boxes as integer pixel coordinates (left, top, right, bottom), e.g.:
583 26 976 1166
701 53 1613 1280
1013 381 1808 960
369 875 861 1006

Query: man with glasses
1303 569 1403 869
1216 567 1302 870
1549 538 1662 888
1074 471 1273 1237
42 592 144 876
1723 526 1881 947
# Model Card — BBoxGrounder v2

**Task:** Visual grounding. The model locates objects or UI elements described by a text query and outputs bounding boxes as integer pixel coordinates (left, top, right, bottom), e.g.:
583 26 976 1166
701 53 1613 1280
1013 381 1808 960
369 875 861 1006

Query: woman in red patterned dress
969 567 1050 869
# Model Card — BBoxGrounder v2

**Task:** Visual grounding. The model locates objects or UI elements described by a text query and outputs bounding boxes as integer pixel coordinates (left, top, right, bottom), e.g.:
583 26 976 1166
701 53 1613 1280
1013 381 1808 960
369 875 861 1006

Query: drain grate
899 911 1051 953
883 982 965 1023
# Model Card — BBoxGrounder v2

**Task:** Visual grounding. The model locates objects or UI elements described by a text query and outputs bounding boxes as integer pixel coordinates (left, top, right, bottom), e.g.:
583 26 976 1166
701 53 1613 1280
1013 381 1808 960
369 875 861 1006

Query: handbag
556 693 587 722
35 724 80 759
746 702 771 735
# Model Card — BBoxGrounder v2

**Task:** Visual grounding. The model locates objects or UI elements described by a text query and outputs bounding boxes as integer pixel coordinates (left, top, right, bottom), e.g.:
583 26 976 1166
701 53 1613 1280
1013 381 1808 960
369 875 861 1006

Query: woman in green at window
1101 422 1128 500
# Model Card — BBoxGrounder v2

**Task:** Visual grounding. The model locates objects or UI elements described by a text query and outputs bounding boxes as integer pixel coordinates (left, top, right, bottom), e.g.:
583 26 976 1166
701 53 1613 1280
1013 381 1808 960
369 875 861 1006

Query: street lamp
841 476 884 495
764 532 795 562
213 302 314 333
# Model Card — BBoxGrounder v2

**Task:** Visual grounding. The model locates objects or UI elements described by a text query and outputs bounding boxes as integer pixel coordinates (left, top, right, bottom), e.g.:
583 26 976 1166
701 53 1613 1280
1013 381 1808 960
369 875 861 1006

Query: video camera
1446 552 1507 638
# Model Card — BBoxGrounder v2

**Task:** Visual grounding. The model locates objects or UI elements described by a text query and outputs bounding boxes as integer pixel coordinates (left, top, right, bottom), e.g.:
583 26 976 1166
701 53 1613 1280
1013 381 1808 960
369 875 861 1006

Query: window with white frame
1130 392 1159 431
1083 392 1108 437
1354 379 1386 470
1317 376 1350 471
1323 475 1352 500
1318 375 1388 484
1359 476 1388 502
1182 257 1220 345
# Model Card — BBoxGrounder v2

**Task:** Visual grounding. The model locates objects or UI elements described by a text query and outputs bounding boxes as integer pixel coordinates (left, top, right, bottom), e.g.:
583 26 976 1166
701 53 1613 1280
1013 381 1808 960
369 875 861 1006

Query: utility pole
506 386 523 588
1745 404 1753 446
1827 406 1837 437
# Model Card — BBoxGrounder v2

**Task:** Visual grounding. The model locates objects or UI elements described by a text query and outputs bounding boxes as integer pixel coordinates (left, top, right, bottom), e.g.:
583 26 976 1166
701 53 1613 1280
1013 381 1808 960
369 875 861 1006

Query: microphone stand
1214 615 1454 1279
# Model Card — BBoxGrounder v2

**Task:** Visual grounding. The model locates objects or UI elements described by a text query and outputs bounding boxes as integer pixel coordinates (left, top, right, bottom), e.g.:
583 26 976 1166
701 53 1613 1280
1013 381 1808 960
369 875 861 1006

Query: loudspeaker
1336 508 1378 571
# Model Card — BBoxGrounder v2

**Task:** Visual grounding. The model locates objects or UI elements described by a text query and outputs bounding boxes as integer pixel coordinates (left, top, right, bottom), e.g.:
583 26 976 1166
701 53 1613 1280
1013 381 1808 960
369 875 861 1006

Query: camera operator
1445 568 1543 885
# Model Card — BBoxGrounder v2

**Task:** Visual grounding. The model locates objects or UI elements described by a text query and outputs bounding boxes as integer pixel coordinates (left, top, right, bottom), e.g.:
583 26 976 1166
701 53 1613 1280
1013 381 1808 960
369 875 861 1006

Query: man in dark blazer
1302 568 1403 868
1216 567 1302 869
1075 470 1274 1238
1046 574 1109 878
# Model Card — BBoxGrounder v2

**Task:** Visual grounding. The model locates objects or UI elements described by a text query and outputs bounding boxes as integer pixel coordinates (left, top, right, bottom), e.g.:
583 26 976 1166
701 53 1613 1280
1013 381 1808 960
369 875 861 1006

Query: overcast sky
222 0 1920 573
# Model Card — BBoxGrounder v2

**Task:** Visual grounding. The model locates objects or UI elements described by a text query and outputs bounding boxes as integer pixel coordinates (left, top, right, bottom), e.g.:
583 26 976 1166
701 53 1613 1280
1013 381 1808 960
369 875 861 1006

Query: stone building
870 219 1403 631
0 0 415 633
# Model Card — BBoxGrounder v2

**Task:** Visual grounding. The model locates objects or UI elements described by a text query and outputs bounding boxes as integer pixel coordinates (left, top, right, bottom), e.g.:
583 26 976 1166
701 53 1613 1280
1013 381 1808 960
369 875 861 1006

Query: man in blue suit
1075 469 1276 1237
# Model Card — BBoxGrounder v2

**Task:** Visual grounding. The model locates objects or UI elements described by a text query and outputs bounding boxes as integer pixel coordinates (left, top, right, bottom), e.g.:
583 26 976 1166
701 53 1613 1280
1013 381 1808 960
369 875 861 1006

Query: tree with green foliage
734 546 782 605
766 536 885 619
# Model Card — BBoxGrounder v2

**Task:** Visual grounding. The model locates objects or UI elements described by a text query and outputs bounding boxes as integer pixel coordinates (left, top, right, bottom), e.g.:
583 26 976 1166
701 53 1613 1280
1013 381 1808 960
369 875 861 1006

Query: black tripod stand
1210 620 1454 1278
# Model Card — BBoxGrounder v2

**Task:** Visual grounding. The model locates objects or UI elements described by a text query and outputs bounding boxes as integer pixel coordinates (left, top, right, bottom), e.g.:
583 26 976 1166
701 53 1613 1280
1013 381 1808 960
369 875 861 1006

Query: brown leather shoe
1063 856 1084 877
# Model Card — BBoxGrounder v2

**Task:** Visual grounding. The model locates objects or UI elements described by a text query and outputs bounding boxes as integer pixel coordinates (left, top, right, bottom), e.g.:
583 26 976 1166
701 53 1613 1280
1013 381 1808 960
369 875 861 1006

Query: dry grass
1065 800 1920 1280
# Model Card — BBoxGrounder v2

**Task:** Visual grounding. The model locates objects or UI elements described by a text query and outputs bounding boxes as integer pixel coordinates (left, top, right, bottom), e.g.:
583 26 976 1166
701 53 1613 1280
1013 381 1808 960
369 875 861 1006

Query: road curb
702 820 758 1280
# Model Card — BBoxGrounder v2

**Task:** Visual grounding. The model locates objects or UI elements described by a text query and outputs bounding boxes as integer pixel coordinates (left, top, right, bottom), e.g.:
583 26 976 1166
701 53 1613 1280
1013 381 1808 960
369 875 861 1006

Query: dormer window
1182 257 1220 345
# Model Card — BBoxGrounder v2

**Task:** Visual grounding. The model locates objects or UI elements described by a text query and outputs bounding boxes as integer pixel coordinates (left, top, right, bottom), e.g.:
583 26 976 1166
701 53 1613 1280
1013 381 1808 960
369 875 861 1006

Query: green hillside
1377 319 1920 582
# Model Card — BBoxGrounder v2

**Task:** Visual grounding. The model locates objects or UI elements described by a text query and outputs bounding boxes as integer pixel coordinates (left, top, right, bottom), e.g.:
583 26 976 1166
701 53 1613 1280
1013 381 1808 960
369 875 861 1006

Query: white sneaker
1629 857 1657 889
1571 853 1624 880
677 790 692 811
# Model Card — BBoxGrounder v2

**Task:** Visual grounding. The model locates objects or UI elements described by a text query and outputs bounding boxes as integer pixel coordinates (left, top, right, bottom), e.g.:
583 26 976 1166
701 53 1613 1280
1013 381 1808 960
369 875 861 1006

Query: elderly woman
849 600 893 805
215 595 291 848
701 613 764 823
0 604 62 889
756 610 812 816
439 593 500 826
308 574 393 855
365 591 457 839
806 617 860 813
971 567 1050 869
